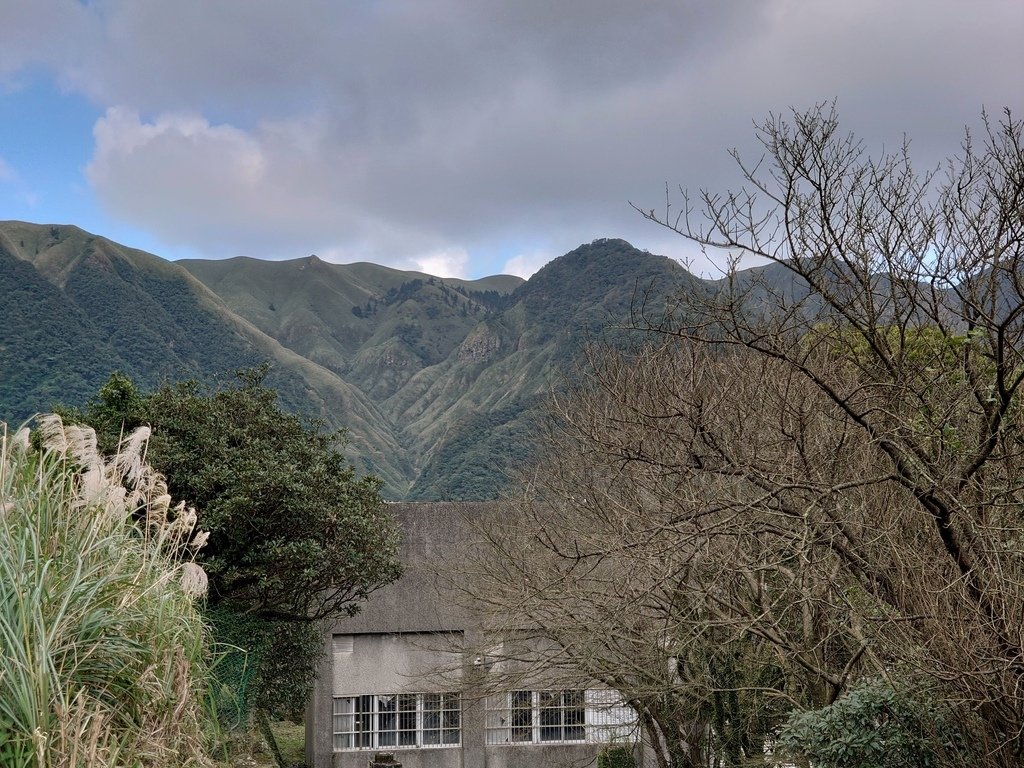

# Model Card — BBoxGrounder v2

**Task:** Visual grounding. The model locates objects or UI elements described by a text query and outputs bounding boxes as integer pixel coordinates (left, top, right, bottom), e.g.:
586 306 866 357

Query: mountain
0 221 410 490
2 221 694 498
181 238 692 499
178 255 522 402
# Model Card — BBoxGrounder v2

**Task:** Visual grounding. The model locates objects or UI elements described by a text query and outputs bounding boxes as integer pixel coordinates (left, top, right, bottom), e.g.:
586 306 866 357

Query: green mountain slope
400 239 694 498
183 238 692 500
179 255 522 402
0 236 127 416
4 221 704 499
0 221 410 492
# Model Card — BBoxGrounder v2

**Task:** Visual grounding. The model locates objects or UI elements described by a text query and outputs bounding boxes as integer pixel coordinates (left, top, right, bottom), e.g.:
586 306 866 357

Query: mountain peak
517 237 685 303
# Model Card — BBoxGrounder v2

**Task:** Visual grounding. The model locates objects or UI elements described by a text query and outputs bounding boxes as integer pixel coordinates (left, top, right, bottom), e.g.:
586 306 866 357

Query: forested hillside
0 222 410 490
182 238 691 499
4 222 698 498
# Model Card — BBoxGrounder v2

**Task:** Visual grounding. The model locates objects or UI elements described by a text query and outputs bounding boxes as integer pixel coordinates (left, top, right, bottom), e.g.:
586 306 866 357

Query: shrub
597 745 637 768
779 677 978 768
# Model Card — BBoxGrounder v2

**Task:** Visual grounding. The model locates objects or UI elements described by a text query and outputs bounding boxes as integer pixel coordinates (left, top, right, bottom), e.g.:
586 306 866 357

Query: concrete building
306 502 638 768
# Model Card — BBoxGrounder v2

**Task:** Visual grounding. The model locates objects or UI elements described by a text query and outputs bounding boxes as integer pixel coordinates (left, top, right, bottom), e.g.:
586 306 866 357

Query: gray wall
307 502 631 768
332 633 462 694
308 503 485 768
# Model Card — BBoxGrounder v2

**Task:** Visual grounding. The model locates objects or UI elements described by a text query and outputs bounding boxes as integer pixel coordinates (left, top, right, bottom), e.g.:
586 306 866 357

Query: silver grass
112 424 151 486
0 415 213 767
179 563 209 599
36 412 69 454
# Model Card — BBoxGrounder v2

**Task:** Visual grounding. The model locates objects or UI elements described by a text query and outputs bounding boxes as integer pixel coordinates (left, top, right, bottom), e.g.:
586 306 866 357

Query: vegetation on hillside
4 219 699 500
0 249 128 418
406 396 542 500
512 237 691 348
179 238 692 500
0 222 409 494
0 225 268 421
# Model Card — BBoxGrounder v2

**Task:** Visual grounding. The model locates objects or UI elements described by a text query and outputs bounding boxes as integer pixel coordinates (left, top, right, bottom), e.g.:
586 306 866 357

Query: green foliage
698 636 789 766
67 368 403 718
74 367 402 622
382 278 425 306
249 622 323 719
779 678 977 768
71 370 146 453
394 321 423 350
207 609 322 724
514 238 688 347
1 223 405 492
804 323 972 377
0 249 128 421
407 397 542 500
63 252 263 386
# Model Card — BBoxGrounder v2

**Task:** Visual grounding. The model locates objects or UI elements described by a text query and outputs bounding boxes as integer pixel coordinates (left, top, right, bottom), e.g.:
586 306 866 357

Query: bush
597 745 637 768
779 677 978 768
0 416 212 767
67 370 401 719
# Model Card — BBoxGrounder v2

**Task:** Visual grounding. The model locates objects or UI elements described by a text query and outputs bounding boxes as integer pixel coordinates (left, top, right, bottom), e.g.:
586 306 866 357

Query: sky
1 1 1022 280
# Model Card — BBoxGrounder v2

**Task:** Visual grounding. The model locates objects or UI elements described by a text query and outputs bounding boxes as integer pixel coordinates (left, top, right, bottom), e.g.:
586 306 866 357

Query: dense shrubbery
65 369 402 721
779 677 979 768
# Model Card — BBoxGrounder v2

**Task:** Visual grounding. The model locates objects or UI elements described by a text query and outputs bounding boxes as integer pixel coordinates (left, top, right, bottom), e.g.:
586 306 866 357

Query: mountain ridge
3 221 694 498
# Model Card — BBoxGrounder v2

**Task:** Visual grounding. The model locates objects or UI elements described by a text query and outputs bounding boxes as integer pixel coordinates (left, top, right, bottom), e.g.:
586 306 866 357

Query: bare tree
631 104 1024 761
456 341 869 767
459 104 1024 767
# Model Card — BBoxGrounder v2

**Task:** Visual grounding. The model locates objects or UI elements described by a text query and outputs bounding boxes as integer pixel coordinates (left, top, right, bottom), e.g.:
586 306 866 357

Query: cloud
87 108 275 248
502 250 552 279
410 248 470 279
0 0 93 85
0 156 15 181
87 107 478 270
8 0 1024 275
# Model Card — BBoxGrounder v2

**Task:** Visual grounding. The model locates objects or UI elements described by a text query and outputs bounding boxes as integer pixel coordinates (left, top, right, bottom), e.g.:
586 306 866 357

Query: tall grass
0 415 212 767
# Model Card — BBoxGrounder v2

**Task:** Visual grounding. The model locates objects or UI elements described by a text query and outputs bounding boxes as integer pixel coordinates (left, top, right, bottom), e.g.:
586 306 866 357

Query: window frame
333 692 461 751
485 689 635 746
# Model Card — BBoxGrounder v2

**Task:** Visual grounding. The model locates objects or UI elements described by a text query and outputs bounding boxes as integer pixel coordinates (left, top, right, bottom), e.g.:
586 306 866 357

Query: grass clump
0 415 212 767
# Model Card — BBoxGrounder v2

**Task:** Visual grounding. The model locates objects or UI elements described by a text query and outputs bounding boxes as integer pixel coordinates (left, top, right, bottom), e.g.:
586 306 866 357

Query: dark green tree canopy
69 367 402 624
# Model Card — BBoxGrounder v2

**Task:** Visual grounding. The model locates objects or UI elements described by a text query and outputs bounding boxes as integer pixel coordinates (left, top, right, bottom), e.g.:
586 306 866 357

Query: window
423 693 461 745
485 690 635 746
539 690 585 742
510 690 533 742
333 693 460 751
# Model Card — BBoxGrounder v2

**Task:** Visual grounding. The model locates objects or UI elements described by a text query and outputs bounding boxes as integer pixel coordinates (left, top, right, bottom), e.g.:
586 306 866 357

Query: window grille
333 693 461 751
485 689 636 746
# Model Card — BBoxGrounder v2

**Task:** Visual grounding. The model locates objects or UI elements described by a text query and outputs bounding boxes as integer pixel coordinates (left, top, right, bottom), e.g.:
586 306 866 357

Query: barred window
485 690 635 746
539 690 585 742
333 693 461 751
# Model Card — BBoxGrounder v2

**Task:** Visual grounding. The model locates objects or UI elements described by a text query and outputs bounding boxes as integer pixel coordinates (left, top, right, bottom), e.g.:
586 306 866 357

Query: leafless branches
464 105 1024 766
